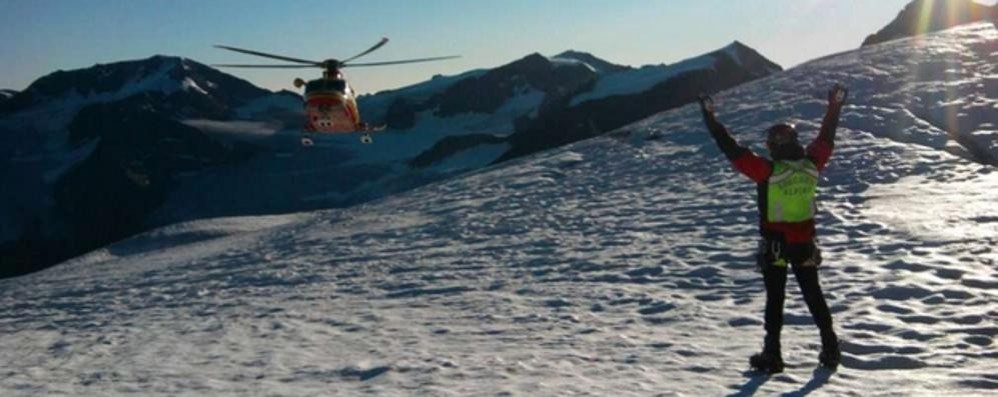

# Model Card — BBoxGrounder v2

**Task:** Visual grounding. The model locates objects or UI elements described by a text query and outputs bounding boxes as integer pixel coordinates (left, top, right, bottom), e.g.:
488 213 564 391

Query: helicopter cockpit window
306 79 348 93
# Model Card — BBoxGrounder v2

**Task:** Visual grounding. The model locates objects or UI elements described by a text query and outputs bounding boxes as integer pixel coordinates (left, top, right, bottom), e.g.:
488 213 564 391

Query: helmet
766 123 804 160
766 124 799 147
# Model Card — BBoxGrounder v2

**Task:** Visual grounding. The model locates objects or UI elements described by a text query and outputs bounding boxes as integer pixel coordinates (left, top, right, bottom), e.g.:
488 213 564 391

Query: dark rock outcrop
433 53 598 117
389 43 781 169
408 134 507 168
54 99 256 260
1 56 272 278
496 42 781 162
377 53 600 130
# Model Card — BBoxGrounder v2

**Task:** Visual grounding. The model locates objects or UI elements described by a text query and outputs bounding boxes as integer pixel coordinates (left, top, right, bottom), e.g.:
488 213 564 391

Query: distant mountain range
0 43 781 277
862 0 996 46
6 0 993 278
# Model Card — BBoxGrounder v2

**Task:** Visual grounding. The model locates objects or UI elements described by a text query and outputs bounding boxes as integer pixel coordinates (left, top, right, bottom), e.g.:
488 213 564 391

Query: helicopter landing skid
300 124 386 147
358 123 386 144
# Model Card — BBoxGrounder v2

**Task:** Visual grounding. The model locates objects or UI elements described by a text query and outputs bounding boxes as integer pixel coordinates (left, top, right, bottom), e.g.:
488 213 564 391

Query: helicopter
214 38 459 145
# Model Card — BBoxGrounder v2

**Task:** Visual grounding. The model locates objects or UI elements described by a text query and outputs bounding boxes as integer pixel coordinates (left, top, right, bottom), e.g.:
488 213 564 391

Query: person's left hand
828 84 848 108
698 94 716 115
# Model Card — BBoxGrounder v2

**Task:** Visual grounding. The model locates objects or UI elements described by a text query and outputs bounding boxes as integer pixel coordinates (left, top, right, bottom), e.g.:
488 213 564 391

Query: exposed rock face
380 52 600 129
56 98 256 258
0 56 276 278
500 42 782 162
387 43 781 169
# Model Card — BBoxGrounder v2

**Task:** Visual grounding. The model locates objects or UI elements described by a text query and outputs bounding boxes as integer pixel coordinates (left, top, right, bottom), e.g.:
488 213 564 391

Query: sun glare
917 0 936 35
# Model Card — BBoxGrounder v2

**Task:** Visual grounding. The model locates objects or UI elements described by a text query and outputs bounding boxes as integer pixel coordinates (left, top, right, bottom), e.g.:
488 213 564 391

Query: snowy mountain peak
429 51 598 118
552 50 630 74
720 40 751 58
862 0 996 46
713 40 782 74
0 89 15 104
567 41 781 107
1 55 270 114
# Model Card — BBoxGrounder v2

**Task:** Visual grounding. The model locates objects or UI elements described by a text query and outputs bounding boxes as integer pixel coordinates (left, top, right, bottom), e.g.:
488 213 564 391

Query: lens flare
917 0 936 35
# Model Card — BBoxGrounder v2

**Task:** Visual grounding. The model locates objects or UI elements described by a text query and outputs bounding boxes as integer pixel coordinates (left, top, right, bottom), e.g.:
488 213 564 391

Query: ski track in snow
1 24 997 396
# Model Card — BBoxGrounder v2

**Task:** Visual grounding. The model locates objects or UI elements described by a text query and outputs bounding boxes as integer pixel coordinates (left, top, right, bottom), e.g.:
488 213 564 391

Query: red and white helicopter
214 38 458 145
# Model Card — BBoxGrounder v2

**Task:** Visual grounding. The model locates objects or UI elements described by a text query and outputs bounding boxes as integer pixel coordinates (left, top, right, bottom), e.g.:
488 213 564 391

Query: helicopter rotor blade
340 37 390 64
343 55 461 68
214 45 321 65
213 64 319 68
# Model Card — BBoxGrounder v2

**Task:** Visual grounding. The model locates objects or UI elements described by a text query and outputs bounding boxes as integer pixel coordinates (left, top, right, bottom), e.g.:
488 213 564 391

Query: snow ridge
569 55 714 106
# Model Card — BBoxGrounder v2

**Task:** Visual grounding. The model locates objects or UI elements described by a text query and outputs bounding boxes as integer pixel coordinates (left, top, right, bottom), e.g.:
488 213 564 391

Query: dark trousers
760 242 836 354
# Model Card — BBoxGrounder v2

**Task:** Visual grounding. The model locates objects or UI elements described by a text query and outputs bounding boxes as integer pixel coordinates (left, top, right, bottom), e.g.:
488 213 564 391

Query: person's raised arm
698 95 770 183
699 95 744 161
808 84 848 170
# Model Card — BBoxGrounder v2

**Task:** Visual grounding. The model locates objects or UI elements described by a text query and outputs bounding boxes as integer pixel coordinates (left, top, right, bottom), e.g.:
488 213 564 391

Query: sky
1 0 993 95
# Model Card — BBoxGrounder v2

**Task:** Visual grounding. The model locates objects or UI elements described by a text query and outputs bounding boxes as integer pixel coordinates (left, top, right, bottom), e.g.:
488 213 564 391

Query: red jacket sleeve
702 112 772 183
806 138 833 172
732 151 771 183
807 104 842 171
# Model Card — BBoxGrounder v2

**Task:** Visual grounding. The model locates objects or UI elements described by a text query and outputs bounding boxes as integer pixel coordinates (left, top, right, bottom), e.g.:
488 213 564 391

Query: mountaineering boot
819 347 841 370
819 332 841 370
749 350 784 374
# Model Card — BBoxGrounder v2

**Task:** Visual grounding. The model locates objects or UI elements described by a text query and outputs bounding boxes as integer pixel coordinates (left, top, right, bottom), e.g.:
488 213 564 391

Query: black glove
697 94 715 116
828 84 848 109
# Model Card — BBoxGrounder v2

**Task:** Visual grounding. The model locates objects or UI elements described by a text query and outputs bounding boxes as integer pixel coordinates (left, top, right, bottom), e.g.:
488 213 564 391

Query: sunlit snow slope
1 24 996 396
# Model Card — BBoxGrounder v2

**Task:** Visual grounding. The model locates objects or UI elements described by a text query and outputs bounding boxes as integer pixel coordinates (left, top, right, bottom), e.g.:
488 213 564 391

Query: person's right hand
828 84 848 109
698 94 715 115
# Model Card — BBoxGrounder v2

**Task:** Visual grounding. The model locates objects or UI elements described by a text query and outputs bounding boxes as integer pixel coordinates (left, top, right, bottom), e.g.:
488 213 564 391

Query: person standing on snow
697 84 848 374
